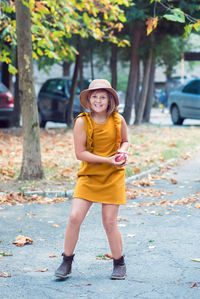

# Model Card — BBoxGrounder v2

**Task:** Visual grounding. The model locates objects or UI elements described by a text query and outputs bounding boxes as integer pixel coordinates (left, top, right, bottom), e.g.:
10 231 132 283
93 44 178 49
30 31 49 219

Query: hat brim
79 87 119 109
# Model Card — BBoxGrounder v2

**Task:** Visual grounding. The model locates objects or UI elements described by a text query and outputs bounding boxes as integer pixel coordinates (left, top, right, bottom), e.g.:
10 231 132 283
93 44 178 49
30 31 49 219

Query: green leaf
0 252 13 256
83 12 91 26
184 24 193 38
31 25 41 34
8 64 18 75
163 8 185 23
150 0 161 3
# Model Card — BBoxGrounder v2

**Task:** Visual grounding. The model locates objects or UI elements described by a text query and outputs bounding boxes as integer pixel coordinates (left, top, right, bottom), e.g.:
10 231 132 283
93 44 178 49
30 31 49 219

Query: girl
55 79 129 280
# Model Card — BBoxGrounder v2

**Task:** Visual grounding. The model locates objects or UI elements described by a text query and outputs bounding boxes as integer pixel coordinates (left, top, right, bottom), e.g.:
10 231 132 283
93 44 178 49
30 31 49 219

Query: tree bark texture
66 50 81 127
15 0 43 179
63 61 71 77
123 23 143 125
134 50 153 125
143 56 155 123
90 47 94 80
12 71 21 127
12 47 21 127
110 43 118 90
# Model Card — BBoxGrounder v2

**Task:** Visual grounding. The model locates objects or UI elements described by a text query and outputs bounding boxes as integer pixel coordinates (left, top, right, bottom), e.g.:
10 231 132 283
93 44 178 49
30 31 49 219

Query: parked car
166 76 197 99
0 82 14 126
168 79 200 125
37 78 91 127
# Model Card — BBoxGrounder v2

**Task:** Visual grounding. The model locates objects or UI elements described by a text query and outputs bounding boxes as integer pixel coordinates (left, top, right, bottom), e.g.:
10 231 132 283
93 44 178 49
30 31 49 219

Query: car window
183 80 200 95
45 80 65 95
0 83 8 93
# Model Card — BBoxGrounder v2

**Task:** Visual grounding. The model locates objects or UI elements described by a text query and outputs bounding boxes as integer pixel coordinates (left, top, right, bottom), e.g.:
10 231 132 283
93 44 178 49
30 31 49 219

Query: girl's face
89 90 109 114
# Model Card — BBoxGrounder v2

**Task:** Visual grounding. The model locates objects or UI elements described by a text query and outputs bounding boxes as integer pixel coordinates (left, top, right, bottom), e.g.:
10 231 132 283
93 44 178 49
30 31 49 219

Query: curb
23 158 176 199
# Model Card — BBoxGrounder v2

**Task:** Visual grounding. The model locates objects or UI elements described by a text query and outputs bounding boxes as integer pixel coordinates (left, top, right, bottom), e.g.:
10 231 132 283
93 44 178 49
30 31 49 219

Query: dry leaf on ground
171 178 178 184
52 224 59 228
13 235 33 247
194 203 200 209
0 272 11 278
0 251 13 257
191 258 200 262
36 268 48 272
190 282 198 288
96 253 112 260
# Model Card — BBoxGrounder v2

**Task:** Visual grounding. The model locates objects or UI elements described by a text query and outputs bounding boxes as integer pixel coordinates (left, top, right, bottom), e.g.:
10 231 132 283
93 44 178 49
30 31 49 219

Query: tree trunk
12 47 21 127
63 61 71 77
123 23 143 125
110 43 118 89
134 50 153 125
79 44 84 112
143 57 155 123
90 46 94 80
15 0 43 180
66 48 81 127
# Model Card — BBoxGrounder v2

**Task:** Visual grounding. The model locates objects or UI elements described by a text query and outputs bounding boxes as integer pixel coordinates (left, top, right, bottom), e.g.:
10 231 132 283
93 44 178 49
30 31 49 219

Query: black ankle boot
55 253 75 279
111 255 126 280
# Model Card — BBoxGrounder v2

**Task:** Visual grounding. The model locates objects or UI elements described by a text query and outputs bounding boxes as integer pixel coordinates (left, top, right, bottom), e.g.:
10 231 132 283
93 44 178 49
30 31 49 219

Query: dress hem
72 194 126 206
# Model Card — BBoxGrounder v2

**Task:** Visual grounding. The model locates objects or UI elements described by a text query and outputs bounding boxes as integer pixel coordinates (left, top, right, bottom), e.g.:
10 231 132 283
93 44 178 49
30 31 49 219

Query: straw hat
79 79 119 109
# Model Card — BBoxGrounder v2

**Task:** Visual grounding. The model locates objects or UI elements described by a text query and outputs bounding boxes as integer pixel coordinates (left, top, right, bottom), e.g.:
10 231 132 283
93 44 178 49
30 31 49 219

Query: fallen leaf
133 167 140 174
96 253 112 260
52 224 59 228
117 223 126 227
117 217 129 222
13 235 33 247
0 272 11 278
36 268 48 272
191 258 200 262
49 254 56 258
190 282 198 288
104 253 112 259
171 178 178 184
84 283 92 286
127 234 136 238
0 251 13 257
194 203 200 209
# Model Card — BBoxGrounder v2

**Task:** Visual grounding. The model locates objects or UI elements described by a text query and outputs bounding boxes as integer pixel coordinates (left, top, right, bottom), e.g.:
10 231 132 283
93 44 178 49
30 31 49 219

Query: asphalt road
0 152 200 298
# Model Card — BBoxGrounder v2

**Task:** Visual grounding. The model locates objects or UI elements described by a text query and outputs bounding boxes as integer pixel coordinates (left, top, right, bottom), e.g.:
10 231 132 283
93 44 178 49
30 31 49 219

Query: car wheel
171 105 184 125
38 111 46 128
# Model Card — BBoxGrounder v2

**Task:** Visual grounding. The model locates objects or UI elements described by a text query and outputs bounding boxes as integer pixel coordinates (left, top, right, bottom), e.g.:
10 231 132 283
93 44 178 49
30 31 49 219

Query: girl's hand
116 150 128 165
107 153 127 167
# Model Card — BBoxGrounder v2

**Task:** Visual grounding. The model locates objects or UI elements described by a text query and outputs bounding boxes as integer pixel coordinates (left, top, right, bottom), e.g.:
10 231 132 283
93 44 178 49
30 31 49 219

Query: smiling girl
55 79 129 280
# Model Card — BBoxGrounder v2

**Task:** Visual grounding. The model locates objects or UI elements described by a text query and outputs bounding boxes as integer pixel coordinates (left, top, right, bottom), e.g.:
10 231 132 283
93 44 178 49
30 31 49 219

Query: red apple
115 153 126 162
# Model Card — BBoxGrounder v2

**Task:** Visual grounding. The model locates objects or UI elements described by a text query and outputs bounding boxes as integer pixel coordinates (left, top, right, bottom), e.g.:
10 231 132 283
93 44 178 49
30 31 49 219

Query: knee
68 212 82 227
102 217 117 233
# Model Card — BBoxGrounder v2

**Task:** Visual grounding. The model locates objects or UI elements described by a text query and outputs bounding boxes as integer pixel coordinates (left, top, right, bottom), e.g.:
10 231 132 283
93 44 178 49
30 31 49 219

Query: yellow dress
73 111 126 205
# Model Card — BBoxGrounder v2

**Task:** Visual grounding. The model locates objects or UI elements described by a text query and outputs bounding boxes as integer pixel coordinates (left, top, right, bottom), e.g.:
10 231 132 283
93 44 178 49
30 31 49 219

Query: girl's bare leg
102 204 123 260
64 198 93 256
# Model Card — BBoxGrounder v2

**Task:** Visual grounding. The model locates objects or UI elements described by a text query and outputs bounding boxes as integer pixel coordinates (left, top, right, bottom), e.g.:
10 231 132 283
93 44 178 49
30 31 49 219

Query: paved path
0 154 200 298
